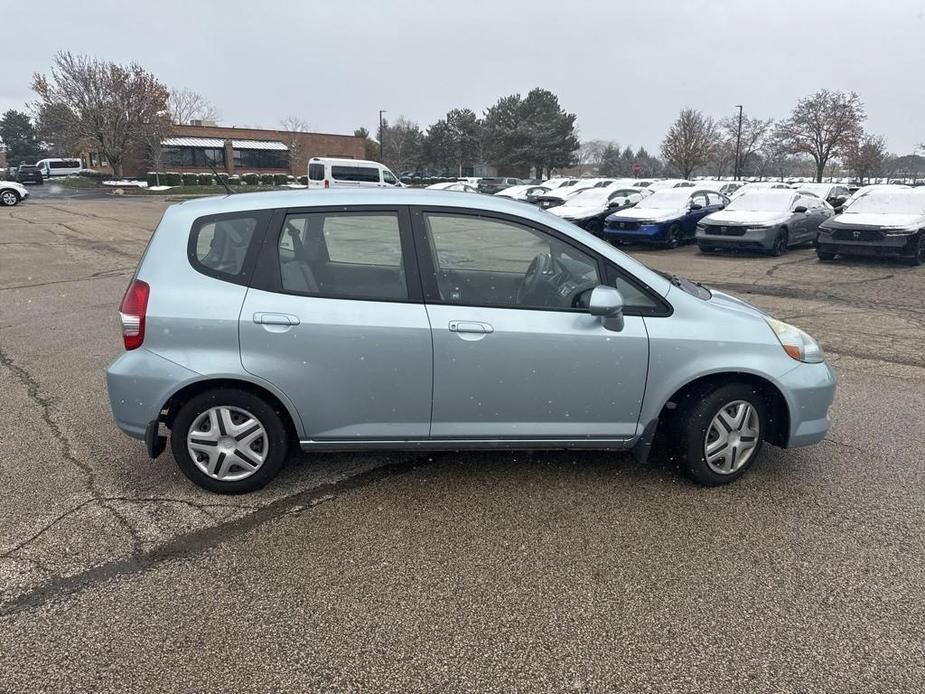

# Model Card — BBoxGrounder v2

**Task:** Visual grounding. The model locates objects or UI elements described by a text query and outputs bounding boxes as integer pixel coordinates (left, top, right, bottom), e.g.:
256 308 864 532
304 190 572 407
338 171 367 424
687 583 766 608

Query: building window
161 147 226 167
232 148 289 170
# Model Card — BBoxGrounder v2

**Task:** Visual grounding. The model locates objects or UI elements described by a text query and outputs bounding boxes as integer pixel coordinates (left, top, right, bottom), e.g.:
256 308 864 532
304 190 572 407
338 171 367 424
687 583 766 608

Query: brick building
83 123 366 178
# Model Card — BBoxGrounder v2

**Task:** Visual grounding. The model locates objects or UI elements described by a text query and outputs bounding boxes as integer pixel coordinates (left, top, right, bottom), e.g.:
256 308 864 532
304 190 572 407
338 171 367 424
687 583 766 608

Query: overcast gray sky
3 0 923 154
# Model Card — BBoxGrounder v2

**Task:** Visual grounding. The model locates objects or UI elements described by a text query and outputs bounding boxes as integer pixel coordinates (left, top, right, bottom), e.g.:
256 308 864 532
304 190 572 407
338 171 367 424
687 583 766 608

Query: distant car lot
1 194 924 690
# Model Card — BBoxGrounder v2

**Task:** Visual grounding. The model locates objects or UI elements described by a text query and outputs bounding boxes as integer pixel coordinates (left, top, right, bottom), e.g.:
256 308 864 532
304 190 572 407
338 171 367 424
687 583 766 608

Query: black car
816 189 925 265
15 165 44 184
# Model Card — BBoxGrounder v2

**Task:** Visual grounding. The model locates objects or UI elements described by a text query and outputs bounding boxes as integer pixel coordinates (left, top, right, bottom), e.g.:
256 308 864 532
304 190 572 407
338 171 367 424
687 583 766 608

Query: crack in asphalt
0 456 434 617
0 267 132 292
0 347 97 494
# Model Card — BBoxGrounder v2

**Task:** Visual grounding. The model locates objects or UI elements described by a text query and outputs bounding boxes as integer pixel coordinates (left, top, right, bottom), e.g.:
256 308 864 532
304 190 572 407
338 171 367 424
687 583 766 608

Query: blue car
603 188 729 248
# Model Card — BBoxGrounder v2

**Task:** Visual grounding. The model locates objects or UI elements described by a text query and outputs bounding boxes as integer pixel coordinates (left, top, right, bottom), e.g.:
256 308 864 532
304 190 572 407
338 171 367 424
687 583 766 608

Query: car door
240 207 433 440
412 208 649 441
683 192 714 236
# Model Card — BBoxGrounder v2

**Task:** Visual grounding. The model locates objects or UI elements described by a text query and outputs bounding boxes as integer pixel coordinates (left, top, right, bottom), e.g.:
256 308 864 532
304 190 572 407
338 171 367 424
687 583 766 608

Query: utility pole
733 104 744 181
378 109 387 164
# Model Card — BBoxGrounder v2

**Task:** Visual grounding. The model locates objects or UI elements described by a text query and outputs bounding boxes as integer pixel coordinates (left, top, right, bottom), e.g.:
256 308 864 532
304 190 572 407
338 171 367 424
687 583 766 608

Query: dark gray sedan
696 190 834 256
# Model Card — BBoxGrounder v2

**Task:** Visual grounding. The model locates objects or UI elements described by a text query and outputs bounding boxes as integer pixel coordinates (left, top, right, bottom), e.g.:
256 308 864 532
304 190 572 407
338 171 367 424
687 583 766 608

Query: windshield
798 184 831 196
844 192 925 215
726 192 795 212
634 189 690 209
563 188 609 206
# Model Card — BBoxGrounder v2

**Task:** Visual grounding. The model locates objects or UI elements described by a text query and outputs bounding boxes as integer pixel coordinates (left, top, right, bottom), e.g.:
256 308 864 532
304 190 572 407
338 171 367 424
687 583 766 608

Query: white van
307 157 403 189
35 158 82 178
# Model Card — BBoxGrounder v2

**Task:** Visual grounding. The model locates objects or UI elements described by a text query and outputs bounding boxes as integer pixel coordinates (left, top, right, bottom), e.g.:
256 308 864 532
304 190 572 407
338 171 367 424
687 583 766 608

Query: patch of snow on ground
102 179 148 188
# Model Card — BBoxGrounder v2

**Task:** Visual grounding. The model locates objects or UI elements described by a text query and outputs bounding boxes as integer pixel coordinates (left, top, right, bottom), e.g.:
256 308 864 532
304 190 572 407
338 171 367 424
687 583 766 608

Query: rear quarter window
188 211 270 284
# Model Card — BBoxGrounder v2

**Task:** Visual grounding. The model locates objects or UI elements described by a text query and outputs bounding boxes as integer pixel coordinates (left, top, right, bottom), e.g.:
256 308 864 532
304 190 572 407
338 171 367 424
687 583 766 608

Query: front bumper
696 226 778 251
817 231 917 258
777 360 837 448
601 222 667 244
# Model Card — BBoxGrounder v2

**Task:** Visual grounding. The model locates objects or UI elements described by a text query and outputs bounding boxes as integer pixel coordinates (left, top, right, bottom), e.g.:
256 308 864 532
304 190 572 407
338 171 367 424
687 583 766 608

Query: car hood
706 288 768 317
701 210 790 226
821 212 925 231
549 204 605 219
608 208 682 223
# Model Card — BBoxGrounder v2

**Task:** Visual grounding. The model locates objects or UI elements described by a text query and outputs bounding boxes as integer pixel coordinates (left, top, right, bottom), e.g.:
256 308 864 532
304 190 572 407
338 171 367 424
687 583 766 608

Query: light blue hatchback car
107 189 835 493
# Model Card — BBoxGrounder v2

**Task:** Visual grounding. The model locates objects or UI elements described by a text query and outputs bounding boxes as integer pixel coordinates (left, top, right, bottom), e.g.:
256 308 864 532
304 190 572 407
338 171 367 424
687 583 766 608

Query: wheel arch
160 377 303 443
657 371 790 447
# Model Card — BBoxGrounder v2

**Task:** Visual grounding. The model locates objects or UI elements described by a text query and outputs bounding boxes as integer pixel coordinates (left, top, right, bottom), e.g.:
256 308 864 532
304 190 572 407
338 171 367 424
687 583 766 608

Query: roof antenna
208 162 234 195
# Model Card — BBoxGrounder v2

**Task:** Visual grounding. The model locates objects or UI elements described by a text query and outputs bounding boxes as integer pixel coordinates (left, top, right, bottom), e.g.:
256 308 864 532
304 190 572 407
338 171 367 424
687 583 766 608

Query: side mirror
689 203 703 211
608 199 624 208
793 205 808 214
589 285 625 332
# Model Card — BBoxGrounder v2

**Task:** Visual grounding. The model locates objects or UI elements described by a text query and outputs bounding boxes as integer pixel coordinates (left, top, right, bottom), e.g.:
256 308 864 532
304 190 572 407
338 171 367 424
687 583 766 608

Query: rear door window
308 163 324 180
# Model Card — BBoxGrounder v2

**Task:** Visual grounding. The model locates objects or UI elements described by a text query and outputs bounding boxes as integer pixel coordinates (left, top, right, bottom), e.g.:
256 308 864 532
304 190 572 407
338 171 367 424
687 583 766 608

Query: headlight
766 317 824 363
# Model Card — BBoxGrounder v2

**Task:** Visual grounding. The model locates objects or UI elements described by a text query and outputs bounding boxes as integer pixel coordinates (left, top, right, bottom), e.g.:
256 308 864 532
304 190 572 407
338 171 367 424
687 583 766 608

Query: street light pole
733 104 744 181
379 109 387 164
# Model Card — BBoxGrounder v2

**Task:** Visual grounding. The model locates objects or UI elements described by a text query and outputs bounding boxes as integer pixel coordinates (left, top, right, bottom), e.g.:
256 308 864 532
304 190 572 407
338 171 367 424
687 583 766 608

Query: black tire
699 244 716 254
669 382 768 486
664 223 682 249
769 228 788 257
170 388 290 494
0 189 20 206
816 248 837 262
904 233 925 267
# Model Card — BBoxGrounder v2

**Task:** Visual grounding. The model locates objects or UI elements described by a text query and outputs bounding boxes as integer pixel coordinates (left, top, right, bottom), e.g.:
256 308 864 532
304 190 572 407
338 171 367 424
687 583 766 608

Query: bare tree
660 108 718 179
167 88 218 125
575 139 610 175
32 52 170 177
845 134 887 184
774 90 865 182
380 116 424 174
278 116 310 173
719 113 773 178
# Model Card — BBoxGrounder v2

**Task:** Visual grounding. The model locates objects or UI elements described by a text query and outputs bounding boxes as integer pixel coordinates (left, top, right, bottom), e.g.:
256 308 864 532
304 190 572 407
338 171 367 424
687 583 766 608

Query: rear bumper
106 348 200 440
696 226 777 251
778 360 837 448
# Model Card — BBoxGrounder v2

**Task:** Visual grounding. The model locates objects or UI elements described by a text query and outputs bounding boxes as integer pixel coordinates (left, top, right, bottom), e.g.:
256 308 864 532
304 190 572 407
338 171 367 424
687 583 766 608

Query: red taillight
119 279 149 350
324 179 330 188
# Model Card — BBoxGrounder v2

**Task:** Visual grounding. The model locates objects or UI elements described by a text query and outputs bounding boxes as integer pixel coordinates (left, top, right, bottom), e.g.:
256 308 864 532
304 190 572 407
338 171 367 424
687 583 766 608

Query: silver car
107 189 836 493
696 189 834 255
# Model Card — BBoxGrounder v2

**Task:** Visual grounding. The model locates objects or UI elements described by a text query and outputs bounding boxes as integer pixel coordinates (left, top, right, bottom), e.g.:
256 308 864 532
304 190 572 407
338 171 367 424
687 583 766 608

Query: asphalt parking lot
1 193 924 692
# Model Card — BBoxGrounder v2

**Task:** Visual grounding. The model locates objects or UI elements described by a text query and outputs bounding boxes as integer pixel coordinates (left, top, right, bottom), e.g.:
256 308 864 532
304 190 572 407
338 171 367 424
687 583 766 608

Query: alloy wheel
703 400 760 474
187 405 269 481
0 191 17 206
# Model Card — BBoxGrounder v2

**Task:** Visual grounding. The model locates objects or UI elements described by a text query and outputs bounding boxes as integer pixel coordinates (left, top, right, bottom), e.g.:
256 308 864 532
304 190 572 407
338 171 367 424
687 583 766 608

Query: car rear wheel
665 223 683 249
699 244 716 254
770 228 788 256
816 248 837 262
170 388 289 493
670 382 768 486
0 190 20 206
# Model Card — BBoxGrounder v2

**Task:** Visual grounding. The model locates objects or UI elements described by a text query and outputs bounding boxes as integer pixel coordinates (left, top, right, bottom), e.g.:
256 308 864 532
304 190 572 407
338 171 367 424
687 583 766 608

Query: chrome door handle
253 312 300 326
448 320 493 334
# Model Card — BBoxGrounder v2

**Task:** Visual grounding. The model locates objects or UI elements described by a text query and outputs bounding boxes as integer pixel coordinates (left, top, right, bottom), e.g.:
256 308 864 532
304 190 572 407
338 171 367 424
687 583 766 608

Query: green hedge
228 175 241 186
273 173 288 185
181 173 198 186
146 172 159 186
164 172 182 186
198 173 213 186
297 175 308 185
242 173 259 186
259 173 275 185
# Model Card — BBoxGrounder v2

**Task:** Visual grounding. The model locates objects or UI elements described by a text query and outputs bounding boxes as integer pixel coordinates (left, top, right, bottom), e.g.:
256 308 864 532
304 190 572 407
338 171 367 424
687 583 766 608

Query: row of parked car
463 176 925 266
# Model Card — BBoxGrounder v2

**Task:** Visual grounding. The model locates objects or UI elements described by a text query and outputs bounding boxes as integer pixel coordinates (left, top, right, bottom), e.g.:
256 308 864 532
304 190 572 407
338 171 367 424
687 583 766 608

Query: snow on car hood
607 207 682 224
824 212 925 230
549 204 605 219
701 210 790 226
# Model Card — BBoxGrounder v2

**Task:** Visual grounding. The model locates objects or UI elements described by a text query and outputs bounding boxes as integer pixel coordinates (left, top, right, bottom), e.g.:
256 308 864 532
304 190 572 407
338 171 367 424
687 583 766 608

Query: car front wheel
0 190 20 206
671 382 768 486
665 223 683 249
170 388 290 493
770 228 788 256
906 233 925 267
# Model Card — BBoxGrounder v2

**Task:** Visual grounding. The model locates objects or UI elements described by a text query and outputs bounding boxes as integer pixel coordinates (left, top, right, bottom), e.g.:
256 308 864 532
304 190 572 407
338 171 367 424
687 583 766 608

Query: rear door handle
253 312 300 326
448 320 493 334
